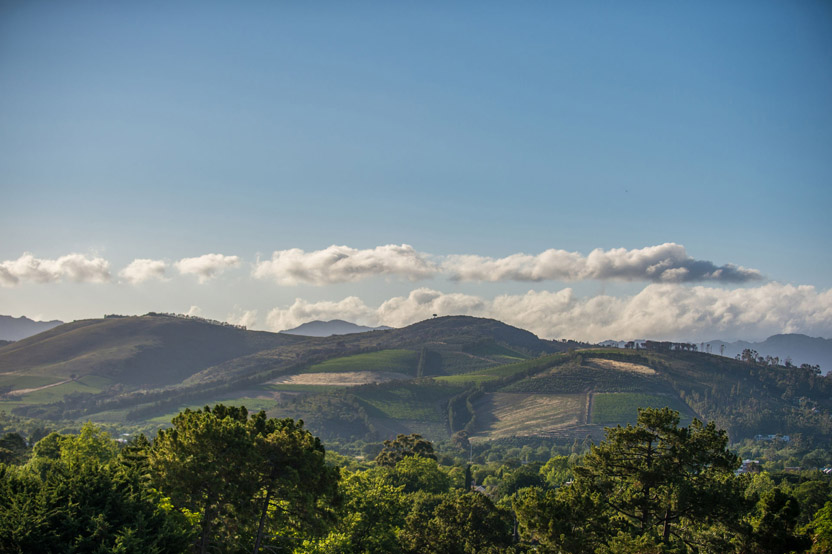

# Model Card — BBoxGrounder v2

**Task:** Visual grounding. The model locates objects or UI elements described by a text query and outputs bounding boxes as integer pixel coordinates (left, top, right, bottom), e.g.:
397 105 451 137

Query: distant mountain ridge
281 319 392 337
707 334 832 373
0 315 63 341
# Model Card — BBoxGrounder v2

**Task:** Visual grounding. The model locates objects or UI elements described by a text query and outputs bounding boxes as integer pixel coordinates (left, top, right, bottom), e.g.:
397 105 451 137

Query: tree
389 455 450 494
149 405 339 554
0 425 193 553
375 434 436 467
517 408 746 552
0 433 28 465
743 487 811 554
805 500 832 553
299 468 408 554
399 491 513 554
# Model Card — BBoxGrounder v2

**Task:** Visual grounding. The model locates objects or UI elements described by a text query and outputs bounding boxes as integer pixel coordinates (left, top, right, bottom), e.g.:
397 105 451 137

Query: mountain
0 315 63 341
281 319 392 337
2 314 831 449
707 334 832 373
0 314 305 387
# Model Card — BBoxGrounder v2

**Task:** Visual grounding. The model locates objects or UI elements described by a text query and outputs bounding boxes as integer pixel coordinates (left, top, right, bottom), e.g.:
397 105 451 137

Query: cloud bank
2 243 762 288
253 244 437 285
443 243 762 283
0 253 110 286
265 283 832 342
119 259 168 284
176 254 240 283
253 243 761 285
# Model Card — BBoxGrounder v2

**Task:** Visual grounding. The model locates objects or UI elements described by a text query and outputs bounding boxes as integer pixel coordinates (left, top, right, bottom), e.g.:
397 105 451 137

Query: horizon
2 2 831 343
3 312 830 346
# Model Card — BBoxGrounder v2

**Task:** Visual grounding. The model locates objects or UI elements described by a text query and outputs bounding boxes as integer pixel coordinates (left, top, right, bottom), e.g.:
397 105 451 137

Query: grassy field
591 392 692 426
0 374 62 390
10 375 113 404
353 382 459 422
474 393 584 440
306 349 419 375
436 353 570 385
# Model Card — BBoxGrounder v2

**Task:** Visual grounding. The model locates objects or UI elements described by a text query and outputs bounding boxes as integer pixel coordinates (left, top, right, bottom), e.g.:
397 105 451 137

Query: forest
2 405 832 554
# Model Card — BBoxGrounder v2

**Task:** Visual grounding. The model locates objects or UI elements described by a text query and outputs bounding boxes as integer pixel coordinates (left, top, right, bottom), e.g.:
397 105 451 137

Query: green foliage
398 491 514 554
375 433 436 467
0 433 28 465
806 501 832 553
744 487 812 554
389 455 451 494
299 468 408 554
0 424 193 554
149 404 340 554
517 408 747 552
540 455 573 488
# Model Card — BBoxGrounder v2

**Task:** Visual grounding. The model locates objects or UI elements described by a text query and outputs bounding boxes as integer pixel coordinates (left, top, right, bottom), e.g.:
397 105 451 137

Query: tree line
2 406 832 553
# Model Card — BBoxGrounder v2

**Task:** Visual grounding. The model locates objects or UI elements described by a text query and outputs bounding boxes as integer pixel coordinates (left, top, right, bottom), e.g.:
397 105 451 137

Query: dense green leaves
149 405 340 554
375 433 437 466
0 425 193 554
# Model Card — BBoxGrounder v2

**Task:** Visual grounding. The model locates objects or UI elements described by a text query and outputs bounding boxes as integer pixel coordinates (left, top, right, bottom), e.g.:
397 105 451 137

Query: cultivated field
305 349 419 375
474 392 585 440
271 371 412 387
591 392 692 426
586 358 656 375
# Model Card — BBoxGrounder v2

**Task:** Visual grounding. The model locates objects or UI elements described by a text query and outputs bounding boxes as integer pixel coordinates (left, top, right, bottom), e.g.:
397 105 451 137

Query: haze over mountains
2 313 829 373
0 315 63 341
708 334 832 373
280 319 392 337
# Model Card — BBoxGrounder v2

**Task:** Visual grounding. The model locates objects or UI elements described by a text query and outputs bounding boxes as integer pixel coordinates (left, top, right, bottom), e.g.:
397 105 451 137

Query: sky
1 1 831 342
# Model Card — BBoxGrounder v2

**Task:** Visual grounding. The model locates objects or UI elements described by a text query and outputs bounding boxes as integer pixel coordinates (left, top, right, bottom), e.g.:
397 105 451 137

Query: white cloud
266 296 377 331
227 308 258 329
175 254 240 283
444 243 762 283
253 244 437 285
119 259 168 284
186 305 202 317
264 283 832 342
0 252 110 286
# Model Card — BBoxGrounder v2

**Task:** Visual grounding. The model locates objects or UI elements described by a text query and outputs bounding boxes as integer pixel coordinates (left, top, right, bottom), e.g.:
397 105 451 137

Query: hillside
0 315 564 423
0 314 304 386
2 314 830 449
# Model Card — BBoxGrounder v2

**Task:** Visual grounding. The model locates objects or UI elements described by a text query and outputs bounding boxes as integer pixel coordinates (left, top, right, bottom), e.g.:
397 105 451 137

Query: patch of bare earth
587 358 656 375
7 379 72 396
474 393 584 440
270 371 412 387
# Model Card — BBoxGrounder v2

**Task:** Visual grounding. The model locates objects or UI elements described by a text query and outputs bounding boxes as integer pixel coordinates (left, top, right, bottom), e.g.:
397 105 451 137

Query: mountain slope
281 319 391 337
0 315 63 341
708 334 832 373
0 314 305 387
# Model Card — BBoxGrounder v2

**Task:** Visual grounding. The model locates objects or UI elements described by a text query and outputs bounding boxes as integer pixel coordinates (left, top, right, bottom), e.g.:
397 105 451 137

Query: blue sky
1 1 830 341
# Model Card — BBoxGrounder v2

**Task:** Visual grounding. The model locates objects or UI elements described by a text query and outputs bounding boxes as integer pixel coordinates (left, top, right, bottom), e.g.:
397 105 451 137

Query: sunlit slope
0 315 303 387
454 348 832 443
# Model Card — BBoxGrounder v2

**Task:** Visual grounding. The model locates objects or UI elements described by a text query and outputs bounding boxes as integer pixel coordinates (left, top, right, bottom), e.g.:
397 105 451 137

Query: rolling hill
1 314 830 449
